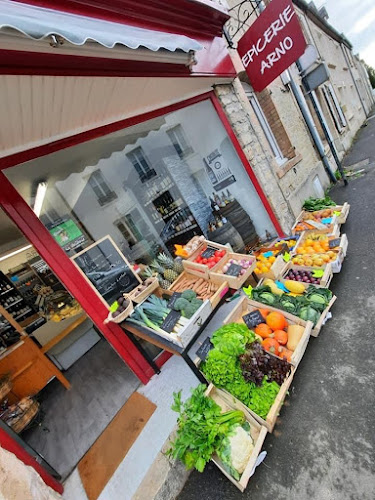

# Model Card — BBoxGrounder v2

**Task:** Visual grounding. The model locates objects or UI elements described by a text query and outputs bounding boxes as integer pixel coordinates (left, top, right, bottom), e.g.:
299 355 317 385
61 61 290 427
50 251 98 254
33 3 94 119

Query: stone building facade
219 0 374 226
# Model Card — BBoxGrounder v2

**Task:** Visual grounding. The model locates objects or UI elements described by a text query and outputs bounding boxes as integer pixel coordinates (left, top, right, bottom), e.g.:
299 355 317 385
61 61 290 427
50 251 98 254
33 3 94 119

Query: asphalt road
178 114 375 500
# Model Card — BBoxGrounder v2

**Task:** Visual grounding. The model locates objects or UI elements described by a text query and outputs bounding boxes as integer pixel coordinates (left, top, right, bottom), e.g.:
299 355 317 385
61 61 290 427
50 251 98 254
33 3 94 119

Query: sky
315 0 375 67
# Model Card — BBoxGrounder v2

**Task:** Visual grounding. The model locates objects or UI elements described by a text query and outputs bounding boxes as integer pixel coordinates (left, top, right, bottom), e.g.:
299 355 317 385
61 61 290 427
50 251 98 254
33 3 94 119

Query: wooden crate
268 235 300 252
246 291 336 338
223 296 312 369
205 384 268 492
182 240 230 279
209 253 256 289
128 293 213 348
218 369 295 433
292 231 346 256
309 295 337 337
291 213 339 236
334 203 350 224
291 233 347 274
278 262 333 289
253 254 286 280
168 271 229 309
127 277 159 304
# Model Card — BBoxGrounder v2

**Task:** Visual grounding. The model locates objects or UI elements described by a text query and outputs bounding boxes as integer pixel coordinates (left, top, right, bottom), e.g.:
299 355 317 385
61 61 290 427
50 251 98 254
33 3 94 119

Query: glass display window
5 99 277 265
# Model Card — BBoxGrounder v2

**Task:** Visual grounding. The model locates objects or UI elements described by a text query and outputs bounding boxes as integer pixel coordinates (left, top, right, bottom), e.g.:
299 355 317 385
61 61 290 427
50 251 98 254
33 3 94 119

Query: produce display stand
252 286 337 338
219 369 295 433
209 253 256 289
127 277 159 304
292 232 348 257
223 297 313 369
205 384 268 492
334 203 350 224
291 215 339 236
120 287 230 384
300 203 350 225
253 254 286 280
169 272 228 306
306 295 337 337
182 240 230 278
278 262 334 289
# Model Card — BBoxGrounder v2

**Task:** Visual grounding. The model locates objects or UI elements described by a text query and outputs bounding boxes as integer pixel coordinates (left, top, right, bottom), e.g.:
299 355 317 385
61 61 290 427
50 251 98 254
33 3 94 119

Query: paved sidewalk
178 120 375 500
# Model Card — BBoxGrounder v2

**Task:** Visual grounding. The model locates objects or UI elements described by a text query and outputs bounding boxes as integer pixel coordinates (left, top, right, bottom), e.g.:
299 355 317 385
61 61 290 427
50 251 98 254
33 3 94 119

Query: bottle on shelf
221 192 228 206
226 189 234 202
210 195 220 212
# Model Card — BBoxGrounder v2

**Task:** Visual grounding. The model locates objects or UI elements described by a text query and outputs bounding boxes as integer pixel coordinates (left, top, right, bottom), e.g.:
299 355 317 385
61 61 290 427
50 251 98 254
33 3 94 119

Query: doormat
78 392 156 500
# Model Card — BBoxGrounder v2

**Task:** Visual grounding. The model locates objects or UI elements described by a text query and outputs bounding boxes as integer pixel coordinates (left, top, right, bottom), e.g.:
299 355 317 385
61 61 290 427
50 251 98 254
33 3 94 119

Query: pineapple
150 259 165 275
164 269 178 282
158 275 172 290
157 252 174 269
173 257 184 275
141 266 155 279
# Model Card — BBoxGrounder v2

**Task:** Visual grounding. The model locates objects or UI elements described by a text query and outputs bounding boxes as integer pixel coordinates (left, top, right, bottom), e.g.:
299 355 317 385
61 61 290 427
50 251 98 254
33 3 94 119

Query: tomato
202 258 208 264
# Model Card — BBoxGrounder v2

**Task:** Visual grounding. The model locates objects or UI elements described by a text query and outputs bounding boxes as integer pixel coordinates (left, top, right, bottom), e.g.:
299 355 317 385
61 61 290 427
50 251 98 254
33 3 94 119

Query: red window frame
0 90 283 492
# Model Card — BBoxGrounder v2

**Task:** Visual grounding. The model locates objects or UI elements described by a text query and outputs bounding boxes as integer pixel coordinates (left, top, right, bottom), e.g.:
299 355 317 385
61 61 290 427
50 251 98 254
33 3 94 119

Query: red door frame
0 90 283 492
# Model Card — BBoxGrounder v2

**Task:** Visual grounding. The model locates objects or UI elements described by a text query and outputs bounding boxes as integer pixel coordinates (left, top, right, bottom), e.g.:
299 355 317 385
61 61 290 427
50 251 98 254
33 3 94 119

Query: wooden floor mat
78 392 156 500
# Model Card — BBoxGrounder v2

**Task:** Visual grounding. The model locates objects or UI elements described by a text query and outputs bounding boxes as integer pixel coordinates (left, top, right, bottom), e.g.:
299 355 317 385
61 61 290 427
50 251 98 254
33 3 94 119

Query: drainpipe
286 72 337 184
298 61 348 185
341 44 367 116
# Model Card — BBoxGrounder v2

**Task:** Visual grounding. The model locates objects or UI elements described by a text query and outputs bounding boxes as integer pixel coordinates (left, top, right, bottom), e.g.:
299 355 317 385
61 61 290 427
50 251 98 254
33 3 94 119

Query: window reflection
6 100 277 267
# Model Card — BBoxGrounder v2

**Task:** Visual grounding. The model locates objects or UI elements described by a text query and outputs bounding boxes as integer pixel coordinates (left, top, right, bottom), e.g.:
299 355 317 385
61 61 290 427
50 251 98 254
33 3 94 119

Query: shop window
115 212 143 248
246 90 285 164
126 147 156 183
167 125 193 158
115 221 138 248
88 170 117 206
5 99 277 270
322 84 347 132
242 83 295 163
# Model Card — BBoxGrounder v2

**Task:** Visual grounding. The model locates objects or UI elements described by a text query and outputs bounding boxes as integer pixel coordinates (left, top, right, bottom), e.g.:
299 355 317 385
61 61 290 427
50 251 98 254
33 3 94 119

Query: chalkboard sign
72 236 141 307
161 310 181 333
225 263 242 277
196 337 213 361
329 238 341 249
168 292 182 309
201 246 217 259
242 310 264 329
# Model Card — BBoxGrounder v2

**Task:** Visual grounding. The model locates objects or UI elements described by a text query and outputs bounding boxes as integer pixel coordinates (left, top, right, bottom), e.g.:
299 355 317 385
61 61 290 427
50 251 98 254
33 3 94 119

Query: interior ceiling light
0 244 32 262
33 182 48 217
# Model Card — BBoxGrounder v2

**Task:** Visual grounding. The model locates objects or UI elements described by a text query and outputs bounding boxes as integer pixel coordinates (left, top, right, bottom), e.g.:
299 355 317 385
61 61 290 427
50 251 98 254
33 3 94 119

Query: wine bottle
226 189 234 202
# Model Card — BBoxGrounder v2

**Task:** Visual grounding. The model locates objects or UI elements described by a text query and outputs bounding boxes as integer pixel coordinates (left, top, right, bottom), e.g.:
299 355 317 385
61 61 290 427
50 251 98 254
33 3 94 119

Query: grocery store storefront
0 0 283 492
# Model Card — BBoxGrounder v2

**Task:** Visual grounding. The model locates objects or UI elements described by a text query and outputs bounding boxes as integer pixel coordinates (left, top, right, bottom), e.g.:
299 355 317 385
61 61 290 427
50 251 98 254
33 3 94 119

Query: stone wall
214 82 295 232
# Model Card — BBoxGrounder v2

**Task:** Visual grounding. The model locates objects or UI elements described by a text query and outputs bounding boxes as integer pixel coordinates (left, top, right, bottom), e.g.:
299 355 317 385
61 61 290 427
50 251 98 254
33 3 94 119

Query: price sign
312 269 324 278
243 310 264 329
168 292 182 308
201 246 218 259
196 337 213 361
329 238 341 249
225 263 242 277
161 310 181 333
283 252 291 263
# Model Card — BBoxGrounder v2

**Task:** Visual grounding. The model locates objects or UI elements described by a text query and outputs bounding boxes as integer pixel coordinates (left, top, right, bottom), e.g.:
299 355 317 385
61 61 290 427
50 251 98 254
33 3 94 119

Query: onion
240 269 246 275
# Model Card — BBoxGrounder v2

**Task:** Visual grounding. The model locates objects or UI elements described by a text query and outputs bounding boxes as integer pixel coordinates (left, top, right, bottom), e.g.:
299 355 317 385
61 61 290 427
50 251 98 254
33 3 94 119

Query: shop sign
237 0 306 92
204 149 236 191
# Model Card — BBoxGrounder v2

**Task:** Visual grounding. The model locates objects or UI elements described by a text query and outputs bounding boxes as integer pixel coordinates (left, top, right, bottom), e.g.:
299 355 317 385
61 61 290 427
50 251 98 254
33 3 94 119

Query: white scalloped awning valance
0 0 203 53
